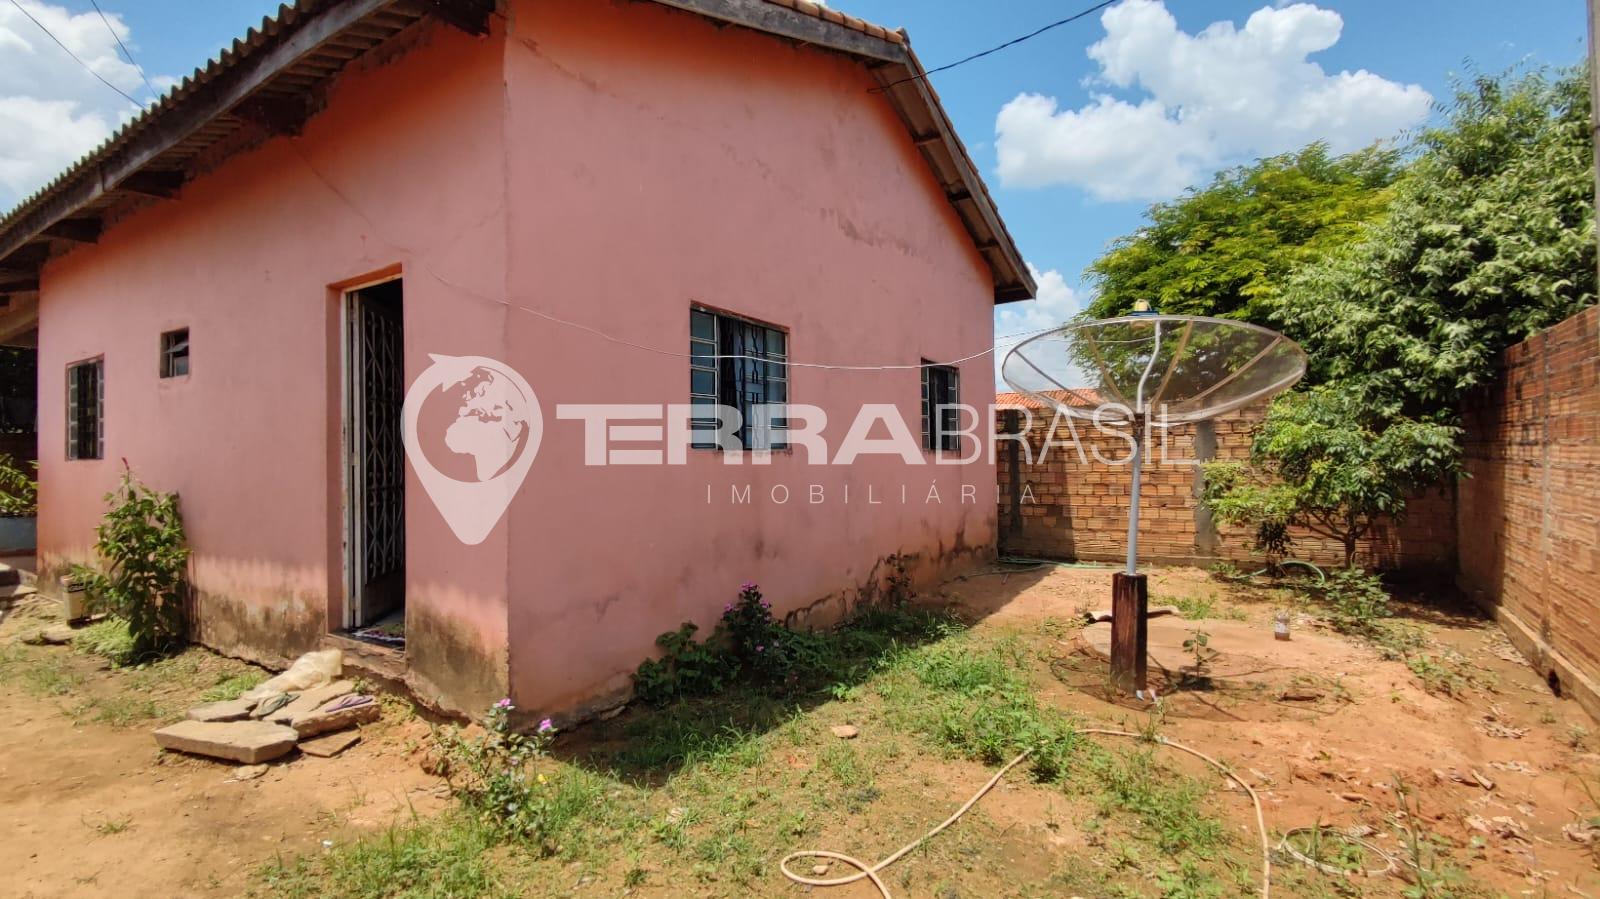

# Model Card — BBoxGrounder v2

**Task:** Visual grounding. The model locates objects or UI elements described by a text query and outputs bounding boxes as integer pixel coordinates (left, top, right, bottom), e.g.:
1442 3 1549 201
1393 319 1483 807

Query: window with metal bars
690 307 788 450
160 328 189 378
921 361 960 452
66 358 103 460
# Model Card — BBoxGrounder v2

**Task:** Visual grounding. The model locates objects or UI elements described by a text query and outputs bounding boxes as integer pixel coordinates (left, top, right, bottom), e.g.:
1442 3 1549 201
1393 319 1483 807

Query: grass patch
1164 593 1247 622
255 603 1245 898
203 669 267 703
74 619 137 665
258 812 512 899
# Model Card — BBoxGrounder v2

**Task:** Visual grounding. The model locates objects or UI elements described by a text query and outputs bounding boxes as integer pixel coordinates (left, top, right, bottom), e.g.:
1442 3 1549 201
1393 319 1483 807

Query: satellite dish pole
1002 305 1306 697
1111 303 1161 696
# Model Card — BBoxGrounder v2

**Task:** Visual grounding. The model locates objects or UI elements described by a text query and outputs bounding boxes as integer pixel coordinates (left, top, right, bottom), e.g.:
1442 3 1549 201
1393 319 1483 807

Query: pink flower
741 581 757 592
755 644 765 652
495 698 513 709
537 718 555 733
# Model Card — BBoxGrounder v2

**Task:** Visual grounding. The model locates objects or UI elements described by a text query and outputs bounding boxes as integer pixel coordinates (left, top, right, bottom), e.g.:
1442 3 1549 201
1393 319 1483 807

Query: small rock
153 720 298 764
230 764 270 781
829 725 859 740
23 624 75 645
811 864 829 876
597 704 626 722
187 697 258 723
418 747 450 777
300 730 361 758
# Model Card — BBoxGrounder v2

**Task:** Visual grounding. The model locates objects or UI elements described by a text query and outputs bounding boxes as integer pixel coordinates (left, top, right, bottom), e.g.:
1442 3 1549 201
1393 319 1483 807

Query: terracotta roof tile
995 389 1103 410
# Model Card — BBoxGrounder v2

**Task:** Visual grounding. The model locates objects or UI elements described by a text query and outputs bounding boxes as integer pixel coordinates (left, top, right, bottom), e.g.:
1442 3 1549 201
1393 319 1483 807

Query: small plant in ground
432 699 563 848
1569 724 1591 750
1315 567 1392 634
1180 629 1217 687
72 468 190 661
633 580 914 703
1391 775 1473 898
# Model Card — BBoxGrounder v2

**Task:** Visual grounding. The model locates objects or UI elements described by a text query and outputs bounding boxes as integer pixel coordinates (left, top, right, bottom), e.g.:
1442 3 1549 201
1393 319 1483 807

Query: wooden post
1110 572 1148 694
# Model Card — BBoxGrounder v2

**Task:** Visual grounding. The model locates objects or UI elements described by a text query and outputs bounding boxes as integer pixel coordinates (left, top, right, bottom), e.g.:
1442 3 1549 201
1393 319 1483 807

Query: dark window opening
921 362 960 452
66 358 103 460
160 328 189 378
690 307 787 450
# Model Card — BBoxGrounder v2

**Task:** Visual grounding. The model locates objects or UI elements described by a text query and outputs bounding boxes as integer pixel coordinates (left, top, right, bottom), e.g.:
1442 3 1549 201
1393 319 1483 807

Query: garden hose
780 728 1272 899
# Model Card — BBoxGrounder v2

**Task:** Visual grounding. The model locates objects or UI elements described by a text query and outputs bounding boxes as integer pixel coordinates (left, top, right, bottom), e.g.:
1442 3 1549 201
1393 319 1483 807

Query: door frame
340 273 404 631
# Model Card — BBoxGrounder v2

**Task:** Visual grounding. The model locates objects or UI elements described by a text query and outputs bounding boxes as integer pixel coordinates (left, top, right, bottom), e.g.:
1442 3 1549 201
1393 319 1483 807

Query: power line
90 0 159 100
873 0 1122 93
6 0 143 107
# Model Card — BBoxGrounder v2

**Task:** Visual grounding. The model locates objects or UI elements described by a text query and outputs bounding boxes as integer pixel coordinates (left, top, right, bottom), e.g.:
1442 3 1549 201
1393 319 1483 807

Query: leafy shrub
633 623 729 704
0 453 37 517
634 582 842 704
72 469 190 660
1315 567 1392 633
433 699 563 848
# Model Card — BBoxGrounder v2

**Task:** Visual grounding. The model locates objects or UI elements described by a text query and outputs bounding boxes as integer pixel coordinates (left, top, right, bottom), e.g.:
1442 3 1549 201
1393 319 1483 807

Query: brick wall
995 404 1457 573
1458 306 1600 721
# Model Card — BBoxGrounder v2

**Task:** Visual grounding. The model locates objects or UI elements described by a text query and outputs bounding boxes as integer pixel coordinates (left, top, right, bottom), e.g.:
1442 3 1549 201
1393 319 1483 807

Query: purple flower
537 718 555 733
761 601 770 609
741 581 757 592
724 603 733 613
755 644 765 653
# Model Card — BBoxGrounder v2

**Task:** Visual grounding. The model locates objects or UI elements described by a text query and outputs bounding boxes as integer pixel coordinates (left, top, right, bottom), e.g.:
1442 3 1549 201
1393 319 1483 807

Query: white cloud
995 0 1432 201
993 264 1082 388
0 1 160 210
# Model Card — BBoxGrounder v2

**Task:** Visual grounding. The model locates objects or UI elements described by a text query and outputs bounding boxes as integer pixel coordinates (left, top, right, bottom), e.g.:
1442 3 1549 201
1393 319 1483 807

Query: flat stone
230 764 270 781
829 725 859 739
291 700 379 739
186 697 258 722
153 720 298 764
23 623 75 645
299 730 361 758
267 680 354 725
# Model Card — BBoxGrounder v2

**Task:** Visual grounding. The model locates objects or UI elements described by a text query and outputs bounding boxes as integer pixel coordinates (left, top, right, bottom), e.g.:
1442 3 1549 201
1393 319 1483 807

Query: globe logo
402 355 542 545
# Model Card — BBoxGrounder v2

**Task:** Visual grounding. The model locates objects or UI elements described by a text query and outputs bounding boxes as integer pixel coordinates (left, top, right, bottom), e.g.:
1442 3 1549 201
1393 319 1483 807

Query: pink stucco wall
35 0 1000 719
497 0 996 717
38 21 514 711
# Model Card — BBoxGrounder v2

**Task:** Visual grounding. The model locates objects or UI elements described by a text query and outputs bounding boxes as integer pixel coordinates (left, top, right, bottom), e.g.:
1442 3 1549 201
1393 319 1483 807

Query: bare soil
3 564 1599 897
950 563 1600 897
0 596 448 899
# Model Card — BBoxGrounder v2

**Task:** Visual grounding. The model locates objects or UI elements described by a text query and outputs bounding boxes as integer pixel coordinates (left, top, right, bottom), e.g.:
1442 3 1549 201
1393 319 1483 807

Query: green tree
1086 143 1400 322
1279 66 1596 420
1201 388 1459 568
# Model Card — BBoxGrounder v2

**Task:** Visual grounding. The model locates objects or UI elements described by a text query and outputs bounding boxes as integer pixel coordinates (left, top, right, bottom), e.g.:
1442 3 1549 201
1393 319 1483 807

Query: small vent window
160 328 189 378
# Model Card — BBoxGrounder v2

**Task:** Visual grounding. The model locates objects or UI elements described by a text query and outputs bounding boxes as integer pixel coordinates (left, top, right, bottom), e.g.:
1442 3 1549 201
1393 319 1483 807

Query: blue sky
0 0 1588 354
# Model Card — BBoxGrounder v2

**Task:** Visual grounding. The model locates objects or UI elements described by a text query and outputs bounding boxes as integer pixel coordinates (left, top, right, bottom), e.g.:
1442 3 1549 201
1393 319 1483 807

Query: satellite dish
1000 313 1307 695
1001 314 1307 425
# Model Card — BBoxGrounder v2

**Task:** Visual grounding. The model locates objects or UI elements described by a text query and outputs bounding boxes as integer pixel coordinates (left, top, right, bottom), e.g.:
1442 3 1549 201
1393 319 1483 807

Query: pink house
0 0 1033 719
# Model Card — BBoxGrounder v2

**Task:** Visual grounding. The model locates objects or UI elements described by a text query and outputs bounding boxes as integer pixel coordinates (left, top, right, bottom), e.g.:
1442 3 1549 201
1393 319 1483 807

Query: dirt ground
0 595 449 899
3 563 1599 897
950 563 1600 897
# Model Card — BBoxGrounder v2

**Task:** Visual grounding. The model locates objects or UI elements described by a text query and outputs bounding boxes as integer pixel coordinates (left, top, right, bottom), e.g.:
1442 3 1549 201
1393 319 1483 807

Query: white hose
780 728 1272 899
